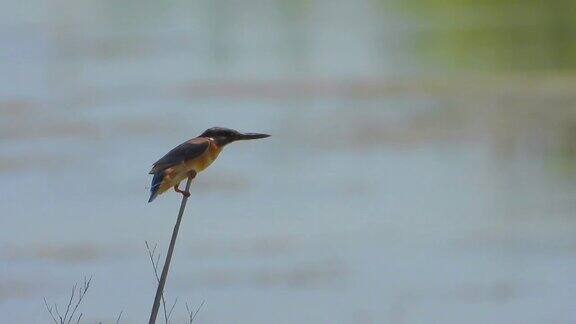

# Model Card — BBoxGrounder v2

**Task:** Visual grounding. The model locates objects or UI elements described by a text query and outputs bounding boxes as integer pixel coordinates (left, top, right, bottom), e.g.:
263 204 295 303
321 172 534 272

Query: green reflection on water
376 0 576 71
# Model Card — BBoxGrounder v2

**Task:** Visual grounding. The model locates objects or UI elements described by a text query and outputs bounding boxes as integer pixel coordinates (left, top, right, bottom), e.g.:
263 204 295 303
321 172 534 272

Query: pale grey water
2 0 576 323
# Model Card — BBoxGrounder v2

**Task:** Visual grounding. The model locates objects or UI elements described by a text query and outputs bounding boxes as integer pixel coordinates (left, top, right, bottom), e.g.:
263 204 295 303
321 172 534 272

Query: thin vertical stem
148 177 193 324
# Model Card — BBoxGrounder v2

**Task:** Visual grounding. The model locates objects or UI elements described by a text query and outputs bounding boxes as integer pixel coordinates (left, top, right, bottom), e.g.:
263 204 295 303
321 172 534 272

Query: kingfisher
148 127 270 202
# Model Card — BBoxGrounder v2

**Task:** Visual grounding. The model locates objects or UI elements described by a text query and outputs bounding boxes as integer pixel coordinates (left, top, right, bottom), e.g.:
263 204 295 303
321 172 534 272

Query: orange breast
186 140 222 172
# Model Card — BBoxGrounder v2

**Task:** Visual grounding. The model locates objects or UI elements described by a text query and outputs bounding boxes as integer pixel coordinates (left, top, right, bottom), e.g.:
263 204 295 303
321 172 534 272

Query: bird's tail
148 171 165 203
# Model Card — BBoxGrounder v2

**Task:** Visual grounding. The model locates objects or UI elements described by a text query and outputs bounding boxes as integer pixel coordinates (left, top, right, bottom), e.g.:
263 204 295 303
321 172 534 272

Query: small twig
185 300 205 324
43 276 92 324
55 304 63 323
191 300 206 323
67 276 92 324
44 298 58 324
63 284 76 323
115 310 123 324
146 241 171 323
167 297 178 321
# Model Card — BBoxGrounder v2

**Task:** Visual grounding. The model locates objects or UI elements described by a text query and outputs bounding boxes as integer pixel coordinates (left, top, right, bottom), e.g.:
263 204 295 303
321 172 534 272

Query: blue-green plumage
148 171 165 202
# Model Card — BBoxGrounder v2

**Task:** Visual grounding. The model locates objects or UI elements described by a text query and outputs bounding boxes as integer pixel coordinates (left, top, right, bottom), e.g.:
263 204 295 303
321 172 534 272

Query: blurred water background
1 0 576 323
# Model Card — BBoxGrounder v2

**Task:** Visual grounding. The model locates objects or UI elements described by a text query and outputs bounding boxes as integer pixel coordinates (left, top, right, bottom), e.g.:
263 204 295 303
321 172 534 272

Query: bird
148 127 270 202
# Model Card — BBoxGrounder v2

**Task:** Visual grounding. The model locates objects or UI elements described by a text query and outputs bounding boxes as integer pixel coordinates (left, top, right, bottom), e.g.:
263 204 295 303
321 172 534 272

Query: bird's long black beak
237 132 271 140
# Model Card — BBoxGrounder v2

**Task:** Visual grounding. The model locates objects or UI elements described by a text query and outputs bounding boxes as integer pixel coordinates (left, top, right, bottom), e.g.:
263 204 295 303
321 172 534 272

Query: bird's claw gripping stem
173 171 196 198
173 185 190 198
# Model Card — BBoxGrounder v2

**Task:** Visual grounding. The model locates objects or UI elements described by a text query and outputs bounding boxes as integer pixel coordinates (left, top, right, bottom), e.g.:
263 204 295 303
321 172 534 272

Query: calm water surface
2 1 576 323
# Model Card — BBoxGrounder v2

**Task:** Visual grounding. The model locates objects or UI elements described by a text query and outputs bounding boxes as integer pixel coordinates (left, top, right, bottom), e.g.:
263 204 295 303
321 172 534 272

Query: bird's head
200 127 270 146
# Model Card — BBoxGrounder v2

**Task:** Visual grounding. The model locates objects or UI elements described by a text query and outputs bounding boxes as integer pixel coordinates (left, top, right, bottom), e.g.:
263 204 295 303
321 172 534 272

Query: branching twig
43 276 92 324
44 298 58 324
146 241 172 323
185 300 205 324
168 297 178 321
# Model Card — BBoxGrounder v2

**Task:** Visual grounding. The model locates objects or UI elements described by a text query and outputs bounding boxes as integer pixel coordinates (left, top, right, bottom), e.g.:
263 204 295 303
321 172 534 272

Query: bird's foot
173 185 191 198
